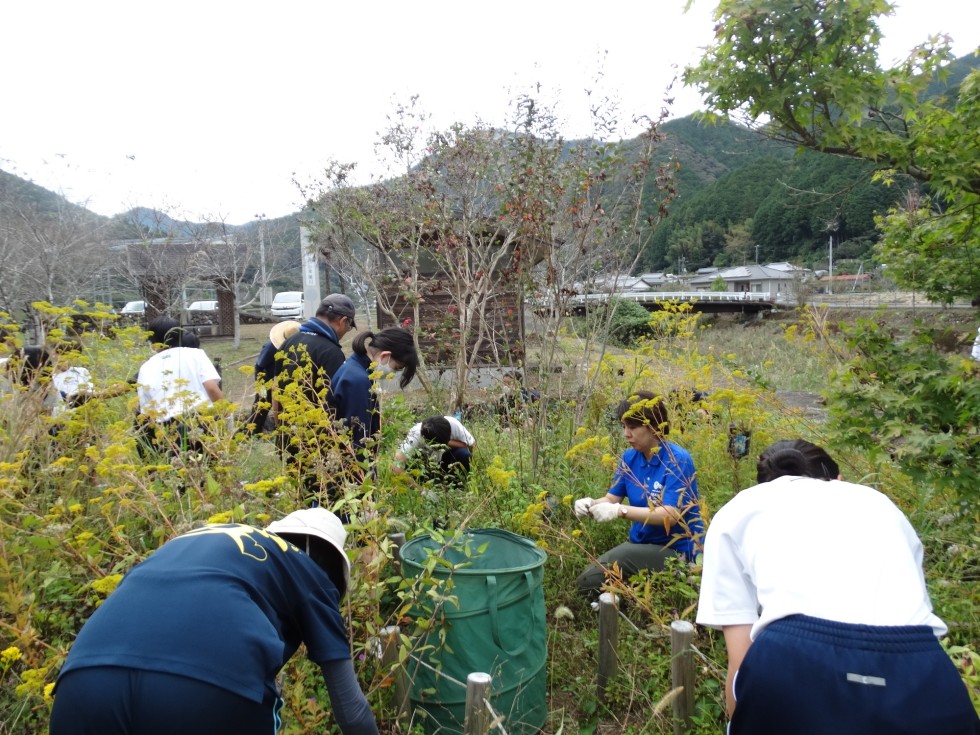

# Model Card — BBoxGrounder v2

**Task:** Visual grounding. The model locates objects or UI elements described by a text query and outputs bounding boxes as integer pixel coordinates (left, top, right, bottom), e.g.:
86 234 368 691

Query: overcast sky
1 0 976 224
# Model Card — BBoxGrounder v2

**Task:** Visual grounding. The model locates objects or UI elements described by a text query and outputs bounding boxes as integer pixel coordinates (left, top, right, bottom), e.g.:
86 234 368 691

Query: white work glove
573 497 596 518
589 502 621 523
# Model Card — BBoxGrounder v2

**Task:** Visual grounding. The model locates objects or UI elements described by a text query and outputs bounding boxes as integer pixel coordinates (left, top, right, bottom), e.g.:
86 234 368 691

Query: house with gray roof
688 263 801 300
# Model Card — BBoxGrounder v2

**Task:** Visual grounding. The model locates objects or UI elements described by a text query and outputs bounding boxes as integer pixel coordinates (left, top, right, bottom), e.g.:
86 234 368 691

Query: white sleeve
447 416 475 446
399 423 423 457
696 519 760 630
195 349 221 383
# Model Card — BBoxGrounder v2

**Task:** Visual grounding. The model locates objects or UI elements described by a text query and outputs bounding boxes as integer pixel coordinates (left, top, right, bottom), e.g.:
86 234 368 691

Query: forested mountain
635 52 979 275
639 136 902 273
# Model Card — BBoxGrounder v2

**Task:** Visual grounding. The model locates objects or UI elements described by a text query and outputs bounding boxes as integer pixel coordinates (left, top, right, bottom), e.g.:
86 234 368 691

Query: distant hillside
0 169 107 226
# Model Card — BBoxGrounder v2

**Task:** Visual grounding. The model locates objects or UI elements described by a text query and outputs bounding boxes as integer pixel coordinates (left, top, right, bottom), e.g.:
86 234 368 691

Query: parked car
120 300 145 316
187 300 218 312
271 291 304 320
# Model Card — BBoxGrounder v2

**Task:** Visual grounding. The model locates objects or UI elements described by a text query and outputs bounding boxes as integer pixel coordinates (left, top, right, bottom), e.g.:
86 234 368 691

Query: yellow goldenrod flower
15 667 47 697
1 646 22 665
90 574 123 597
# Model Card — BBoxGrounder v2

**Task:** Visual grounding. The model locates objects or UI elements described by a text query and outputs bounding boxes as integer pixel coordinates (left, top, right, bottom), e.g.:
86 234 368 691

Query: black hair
14 346 52 386
180 331 201 349
277 533 347 598
420 416 452 445
147 316 179 347
616 390 670 435
146 316 195 349
350 328 419 389
756 439 840 483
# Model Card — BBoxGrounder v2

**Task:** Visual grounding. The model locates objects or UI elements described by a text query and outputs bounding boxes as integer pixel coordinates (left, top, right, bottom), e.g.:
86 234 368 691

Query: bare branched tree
299 89 675 474
0 180 110 335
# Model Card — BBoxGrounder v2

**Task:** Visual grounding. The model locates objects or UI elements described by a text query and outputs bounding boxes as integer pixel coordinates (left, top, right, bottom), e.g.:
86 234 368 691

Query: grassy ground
1 305 976 734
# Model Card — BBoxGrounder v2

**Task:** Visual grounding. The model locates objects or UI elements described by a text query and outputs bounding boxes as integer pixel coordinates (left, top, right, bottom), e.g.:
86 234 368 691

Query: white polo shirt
137 347 220 422
696 475 946 639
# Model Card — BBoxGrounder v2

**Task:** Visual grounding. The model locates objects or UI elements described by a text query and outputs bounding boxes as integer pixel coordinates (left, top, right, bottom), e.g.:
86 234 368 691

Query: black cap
318 294 357 328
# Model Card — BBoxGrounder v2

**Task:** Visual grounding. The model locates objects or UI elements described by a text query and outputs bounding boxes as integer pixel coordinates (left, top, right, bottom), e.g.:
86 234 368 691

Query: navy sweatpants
50 667 282 735
731 615 980 735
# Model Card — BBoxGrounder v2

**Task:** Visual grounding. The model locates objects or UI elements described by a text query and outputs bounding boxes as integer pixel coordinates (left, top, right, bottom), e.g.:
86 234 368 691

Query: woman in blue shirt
574 390 703 598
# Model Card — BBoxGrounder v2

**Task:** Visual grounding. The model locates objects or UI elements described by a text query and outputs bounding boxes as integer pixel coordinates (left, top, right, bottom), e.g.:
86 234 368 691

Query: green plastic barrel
399 528 548 735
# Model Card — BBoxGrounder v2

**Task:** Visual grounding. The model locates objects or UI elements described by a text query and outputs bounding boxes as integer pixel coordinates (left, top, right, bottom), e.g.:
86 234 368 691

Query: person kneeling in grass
392 415 475 489
573 390 703 600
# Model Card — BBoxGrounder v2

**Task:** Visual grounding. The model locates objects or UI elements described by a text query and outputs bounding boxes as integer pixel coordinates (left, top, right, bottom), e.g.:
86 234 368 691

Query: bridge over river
566 291 778 315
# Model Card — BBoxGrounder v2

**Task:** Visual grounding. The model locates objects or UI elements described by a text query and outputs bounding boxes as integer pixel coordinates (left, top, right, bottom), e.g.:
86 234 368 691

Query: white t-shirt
398 416 474 460
137 347 220 422
971 327 980 361
696 475 946 639
51 366 94 417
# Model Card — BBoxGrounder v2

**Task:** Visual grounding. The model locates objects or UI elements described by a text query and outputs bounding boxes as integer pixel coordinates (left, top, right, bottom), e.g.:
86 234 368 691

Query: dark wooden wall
377 283 525 367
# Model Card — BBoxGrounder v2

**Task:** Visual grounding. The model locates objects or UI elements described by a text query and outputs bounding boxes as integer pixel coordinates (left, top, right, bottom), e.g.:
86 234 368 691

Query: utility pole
825 218 839 296
828 232 834 295
755 243 760 264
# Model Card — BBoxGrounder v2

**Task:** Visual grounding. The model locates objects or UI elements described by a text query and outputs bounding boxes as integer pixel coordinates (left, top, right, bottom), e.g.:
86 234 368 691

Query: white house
688 263 800 298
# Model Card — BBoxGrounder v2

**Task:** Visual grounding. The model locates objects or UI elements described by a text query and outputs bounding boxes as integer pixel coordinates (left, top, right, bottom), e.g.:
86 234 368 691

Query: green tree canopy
685 0 980 303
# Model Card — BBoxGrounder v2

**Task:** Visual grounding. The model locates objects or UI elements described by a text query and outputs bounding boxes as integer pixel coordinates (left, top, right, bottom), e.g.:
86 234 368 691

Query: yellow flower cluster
600 452 618 470
90 574 123 597
563 434 610 462
486 455 516 490
1 646 22 666
241 476 289 497
14 667 49 698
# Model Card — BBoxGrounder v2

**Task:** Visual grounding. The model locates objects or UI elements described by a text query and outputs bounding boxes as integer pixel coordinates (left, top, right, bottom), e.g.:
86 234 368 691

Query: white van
271 291 304 320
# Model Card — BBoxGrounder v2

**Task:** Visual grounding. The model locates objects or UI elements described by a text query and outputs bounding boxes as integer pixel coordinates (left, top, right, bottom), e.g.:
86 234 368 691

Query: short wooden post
463 672 493 735
596 592 619 699
380 624 410 720
670 620 696 735
388 532 406 574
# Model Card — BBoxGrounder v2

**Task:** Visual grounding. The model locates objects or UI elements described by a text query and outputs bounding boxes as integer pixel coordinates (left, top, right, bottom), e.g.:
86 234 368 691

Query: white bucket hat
267 508 350 593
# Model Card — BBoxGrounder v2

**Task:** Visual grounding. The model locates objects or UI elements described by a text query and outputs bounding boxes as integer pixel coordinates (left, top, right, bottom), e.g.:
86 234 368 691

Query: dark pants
242 393 273 435
439 446 471 476
50 667 282 735
411 447 471 487
135 415 207 459
576 541 680 599
731 615 980 735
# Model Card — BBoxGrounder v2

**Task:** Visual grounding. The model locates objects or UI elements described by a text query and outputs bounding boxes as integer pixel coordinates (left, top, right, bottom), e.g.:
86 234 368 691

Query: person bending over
696 439 979 734
135 316 223 457
392 414 475 486
50 508 378 735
